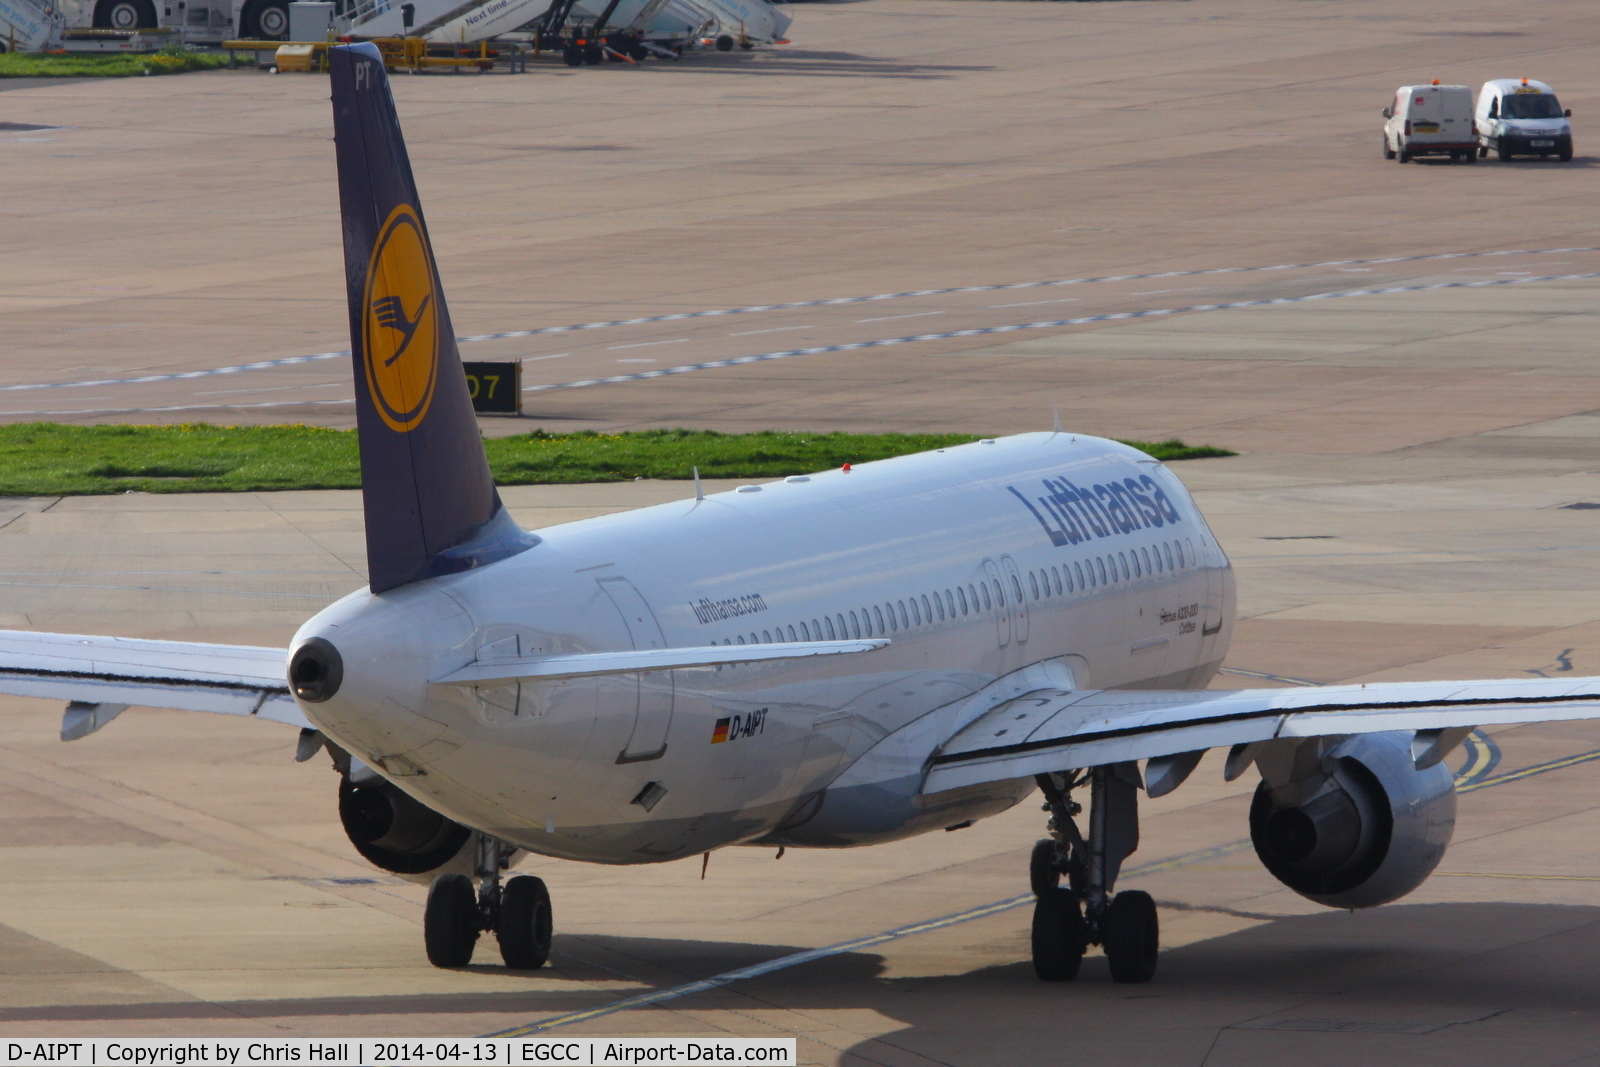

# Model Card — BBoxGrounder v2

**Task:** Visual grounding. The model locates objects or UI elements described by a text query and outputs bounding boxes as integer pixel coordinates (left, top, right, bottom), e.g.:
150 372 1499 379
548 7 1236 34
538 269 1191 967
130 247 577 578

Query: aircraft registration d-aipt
9 42 1600 984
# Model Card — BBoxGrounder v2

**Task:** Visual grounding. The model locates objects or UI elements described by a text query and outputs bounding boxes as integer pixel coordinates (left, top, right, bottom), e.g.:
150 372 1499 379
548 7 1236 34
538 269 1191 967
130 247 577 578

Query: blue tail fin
329 43 532 594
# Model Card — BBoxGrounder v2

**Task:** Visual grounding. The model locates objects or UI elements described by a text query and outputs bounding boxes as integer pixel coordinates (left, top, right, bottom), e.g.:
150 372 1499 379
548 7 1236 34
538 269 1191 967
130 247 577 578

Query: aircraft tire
1030 887 1086 982
715 35 734 51
583 44 604 64
497 875 553 970
1102 890 1159 984
1029 839 1061 898
563 47 582 67
424 873 479 968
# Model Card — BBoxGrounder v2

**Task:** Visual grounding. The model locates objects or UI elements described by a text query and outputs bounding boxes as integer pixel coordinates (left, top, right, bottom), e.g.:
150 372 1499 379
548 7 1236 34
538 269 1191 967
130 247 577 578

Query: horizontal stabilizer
434 639 889 686
924 675 1600 794
0 630 306 728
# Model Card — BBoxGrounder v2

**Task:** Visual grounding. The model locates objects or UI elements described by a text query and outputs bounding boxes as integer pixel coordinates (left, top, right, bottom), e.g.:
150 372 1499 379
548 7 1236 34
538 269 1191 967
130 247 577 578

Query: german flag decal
711 718 731 744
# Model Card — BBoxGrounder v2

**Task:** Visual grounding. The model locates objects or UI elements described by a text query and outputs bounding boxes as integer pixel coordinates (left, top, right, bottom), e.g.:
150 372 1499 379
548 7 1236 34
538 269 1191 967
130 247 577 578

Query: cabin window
896 600 908 629
944 589 955 617
1118 552 1130 581
836 614 847 638
849 611 861 639
910 598 921 626
736 635 746 645
1029 571 1040 600
786 625 796 642
1074 561 1085 590
800 621 811 641
1051 566 1062 595
921 594 932 624
1185 538 1196 567
825 616 836 640
980 582 993 611
1130 551 1141 578
1010 574 1024 605
761 630 771 643
935 592 947 621
957 586 968 615
873 605 886 633
1162 542 1174 570
1095 557 1107 585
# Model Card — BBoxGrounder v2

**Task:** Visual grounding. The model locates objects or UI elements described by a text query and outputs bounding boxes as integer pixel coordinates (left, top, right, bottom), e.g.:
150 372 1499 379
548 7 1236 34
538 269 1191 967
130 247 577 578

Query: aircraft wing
922 676 1600 794
0 629 306 737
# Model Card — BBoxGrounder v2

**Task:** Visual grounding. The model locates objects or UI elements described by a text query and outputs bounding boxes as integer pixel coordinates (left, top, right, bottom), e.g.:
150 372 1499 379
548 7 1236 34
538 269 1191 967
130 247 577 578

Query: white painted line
4 248 1593 397
729 325 814 337
521 353 571 362
606 339 689 350
523 271 1600 395
856 311 946 323
615 358 657 363
987 298 1081 309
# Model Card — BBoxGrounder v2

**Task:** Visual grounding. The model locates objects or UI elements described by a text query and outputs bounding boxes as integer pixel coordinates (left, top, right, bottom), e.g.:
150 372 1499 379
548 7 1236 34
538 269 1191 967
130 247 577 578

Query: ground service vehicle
1477 77 1574 162
1383 82 1477 163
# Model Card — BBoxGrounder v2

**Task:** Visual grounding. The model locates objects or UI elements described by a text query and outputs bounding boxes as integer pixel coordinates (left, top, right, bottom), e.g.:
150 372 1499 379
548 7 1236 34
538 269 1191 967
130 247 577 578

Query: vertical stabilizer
329 43 531 594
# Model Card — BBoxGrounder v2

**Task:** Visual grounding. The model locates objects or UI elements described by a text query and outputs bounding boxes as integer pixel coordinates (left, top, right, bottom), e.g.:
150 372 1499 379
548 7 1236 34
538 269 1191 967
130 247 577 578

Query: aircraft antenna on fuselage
328 43 530 594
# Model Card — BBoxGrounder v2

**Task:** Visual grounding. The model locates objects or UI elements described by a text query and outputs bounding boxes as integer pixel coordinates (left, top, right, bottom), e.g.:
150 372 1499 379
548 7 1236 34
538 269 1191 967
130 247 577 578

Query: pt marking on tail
373 293 432 366
362 204 441 433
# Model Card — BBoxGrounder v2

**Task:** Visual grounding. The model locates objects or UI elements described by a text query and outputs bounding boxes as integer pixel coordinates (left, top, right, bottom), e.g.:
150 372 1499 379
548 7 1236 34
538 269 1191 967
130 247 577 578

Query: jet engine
338 776 474 882
1248 731 1455 909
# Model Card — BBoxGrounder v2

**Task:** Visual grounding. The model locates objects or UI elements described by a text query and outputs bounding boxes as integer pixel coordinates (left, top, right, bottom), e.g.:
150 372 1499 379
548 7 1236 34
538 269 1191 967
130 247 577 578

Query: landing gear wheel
1102 890 1159 983
583 43 604 64
629 43 648 60
1382 135 1395 160
1031 888 1087 982
715 34 734 51
497 875 553 969
563 46 582 66
424 873 480 968
1029 839 1061 898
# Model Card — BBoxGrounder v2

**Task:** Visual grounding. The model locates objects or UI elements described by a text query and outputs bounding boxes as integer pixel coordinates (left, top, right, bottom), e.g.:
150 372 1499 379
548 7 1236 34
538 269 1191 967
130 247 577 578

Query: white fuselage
294 433 1236 864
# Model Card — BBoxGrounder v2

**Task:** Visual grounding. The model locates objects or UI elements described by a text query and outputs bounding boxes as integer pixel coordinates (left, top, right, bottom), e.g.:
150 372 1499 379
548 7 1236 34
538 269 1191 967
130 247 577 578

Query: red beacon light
842 463 852 473
1431 79 1441 85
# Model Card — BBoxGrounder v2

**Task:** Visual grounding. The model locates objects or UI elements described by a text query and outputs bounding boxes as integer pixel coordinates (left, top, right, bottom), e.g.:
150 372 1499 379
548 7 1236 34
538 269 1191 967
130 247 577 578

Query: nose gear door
598 577 673 763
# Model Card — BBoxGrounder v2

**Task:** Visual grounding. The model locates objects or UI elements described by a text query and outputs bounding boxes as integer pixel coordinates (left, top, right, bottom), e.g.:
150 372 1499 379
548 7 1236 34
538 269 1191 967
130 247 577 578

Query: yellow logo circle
363 204 440 433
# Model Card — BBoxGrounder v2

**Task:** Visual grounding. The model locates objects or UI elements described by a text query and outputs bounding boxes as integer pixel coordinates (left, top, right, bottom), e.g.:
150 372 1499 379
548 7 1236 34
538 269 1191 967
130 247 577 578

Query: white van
1382 83 1477 163
1476 78 1573 161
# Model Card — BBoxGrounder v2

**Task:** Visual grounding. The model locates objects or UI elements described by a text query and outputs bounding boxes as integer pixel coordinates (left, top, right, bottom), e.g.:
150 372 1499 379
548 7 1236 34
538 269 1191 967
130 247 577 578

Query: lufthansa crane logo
362 204 440 433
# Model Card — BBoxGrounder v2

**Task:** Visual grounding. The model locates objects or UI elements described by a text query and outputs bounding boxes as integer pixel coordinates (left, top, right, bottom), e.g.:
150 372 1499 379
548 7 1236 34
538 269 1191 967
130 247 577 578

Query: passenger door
982 559 1012 649
1000 555 1029 645
598 577 673 763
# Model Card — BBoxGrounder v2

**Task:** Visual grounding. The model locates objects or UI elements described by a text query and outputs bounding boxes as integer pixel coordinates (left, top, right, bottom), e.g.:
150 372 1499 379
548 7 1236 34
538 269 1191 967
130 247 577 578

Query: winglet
329 44 534 593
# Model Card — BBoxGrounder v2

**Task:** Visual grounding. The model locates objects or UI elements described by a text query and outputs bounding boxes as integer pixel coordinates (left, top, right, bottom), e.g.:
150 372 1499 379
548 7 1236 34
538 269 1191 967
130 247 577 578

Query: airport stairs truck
0 0 63 51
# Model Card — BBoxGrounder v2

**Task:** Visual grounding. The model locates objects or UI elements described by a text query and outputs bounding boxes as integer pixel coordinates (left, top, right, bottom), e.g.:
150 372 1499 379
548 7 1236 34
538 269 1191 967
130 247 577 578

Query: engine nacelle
338 777 475 883
1249 732 1455 909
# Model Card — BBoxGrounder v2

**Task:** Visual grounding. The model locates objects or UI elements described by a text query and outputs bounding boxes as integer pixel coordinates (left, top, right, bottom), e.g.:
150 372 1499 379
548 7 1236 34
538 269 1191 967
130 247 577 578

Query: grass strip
0 46 231 78
0 424 1233 497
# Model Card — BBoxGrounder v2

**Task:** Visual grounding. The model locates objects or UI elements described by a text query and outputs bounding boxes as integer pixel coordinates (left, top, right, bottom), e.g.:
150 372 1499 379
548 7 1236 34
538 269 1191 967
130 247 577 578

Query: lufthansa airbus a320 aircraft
6 42 1600 985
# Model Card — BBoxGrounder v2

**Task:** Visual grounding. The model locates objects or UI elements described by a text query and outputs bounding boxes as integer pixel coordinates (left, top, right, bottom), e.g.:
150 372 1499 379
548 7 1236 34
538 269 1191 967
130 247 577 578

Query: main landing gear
1030 765 1158 983
425 834 553 969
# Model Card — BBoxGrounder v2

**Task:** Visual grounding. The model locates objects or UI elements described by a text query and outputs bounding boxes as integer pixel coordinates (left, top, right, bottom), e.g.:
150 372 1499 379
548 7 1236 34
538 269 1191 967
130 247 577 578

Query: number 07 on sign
463 361 523 415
